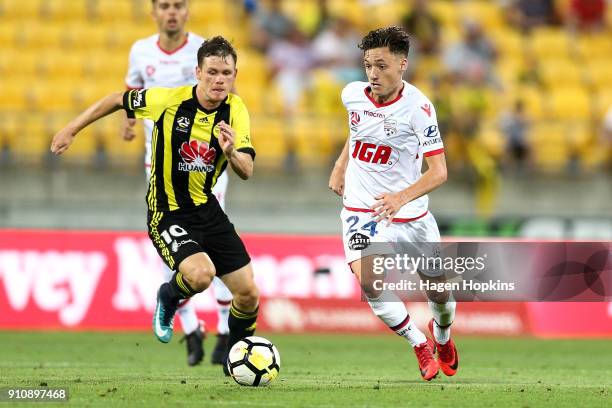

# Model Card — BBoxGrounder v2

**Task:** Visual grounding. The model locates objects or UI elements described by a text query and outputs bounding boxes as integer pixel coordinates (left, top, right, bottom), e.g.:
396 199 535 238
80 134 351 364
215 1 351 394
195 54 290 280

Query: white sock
213 277 232 335
161 263 200 335
367 296 427 347
428 300 456 345
177 299 200 335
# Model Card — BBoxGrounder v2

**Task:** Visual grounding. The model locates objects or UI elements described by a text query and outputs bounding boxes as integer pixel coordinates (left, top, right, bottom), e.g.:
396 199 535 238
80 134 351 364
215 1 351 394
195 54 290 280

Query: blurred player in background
51 36 260 377
122 0 233 366
328 26 458 381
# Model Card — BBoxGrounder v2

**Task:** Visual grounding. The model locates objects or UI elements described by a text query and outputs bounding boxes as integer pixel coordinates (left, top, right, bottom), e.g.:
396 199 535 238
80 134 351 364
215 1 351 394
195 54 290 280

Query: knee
361 282 381 300
426 289 450 304
233 284 259 311
182 263 216 292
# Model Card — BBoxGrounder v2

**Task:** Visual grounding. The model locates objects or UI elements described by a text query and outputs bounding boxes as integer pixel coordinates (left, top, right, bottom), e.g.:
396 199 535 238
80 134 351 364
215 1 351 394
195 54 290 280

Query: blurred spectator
311 17 363 84
566 0 607 32
517 53 545 89
443 20 499 87
250 0 295 52
503 0 559 32
267 25 316 172
400 0 441 56
429 75 453 137
499 100 531 171
450 66 499 217
267 25 315 116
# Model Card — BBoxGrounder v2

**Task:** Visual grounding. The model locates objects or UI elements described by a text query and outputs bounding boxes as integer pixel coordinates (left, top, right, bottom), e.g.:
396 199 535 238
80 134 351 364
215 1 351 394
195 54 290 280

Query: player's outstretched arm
371 153 447 224
218 121 253 180
328 137 350 196
50 92 125 155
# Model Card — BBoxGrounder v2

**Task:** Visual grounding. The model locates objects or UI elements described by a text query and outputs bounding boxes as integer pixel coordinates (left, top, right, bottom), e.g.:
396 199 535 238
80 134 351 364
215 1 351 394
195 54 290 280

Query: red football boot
414 338 439 381
428 319 459 376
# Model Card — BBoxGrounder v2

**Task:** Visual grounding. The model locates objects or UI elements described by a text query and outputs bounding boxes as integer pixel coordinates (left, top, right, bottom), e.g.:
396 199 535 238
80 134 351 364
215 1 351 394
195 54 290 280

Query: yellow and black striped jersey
123 86 255 212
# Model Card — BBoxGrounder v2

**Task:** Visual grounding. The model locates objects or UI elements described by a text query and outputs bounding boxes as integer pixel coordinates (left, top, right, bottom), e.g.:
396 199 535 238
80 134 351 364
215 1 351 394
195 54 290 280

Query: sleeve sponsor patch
423 125 439 138
130 89 146 109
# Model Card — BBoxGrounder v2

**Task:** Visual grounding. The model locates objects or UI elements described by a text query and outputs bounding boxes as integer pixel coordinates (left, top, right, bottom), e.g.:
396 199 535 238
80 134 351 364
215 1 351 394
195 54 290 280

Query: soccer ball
226 336 281 386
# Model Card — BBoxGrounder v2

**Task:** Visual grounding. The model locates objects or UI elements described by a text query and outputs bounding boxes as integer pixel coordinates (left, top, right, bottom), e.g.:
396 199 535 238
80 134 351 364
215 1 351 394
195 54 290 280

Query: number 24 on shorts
345 216 378 237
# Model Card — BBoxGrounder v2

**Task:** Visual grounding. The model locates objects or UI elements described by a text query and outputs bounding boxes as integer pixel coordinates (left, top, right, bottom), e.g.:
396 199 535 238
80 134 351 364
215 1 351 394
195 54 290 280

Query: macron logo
420 104 432 117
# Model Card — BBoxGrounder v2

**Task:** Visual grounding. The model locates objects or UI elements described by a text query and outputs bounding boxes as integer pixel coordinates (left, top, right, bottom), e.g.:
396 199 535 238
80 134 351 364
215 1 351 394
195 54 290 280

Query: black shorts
147 196 251 276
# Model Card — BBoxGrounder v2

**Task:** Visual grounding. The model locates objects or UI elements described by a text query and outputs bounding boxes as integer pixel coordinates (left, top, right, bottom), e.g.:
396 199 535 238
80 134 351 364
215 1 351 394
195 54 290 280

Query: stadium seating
0 0 609 171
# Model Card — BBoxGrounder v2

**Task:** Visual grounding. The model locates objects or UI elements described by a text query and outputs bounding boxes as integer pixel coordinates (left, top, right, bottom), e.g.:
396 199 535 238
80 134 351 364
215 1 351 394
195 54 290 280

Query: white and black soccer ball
226 336 281 386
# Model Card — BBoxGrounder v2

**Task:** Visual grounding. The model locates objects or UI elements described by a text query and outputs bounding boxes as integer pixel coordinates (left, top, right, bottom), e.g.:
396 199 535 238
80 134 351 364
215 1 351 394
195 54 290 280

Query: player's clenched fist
50 128 76 155
218 120 235 157
328 165 345 197
122 117 137 141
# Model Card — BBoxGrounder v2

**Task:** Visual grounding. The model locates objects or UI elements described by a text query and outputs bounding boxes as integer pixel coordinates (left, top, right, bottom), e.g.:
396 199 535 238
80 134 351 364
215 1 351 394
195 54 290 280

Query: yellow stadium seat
478 120 505 158
42 0 92 21
528 121 570 172
237 50 267 85
439 25 461 49
189 0 226 24
361 0 405 28
107 24 152 50
234 83 264 115
490 29 524 60
575 35 612 60
458 1 504 31
83 52 129 83
0 0 42 19
526 28 571 59
251 117 286 167
76 80 124 110
585 60 612 89
0 20 17 47
430 0 459 29
311 70 345 116
595 90 612 117
548 86 593 120
67 22 110 50
294 117 332 165
564 121 607 171
507 86 547 119
10 113 51 164
0 81 30 110
540 58 584 88
42 50 84 79
93 0 134 22
30 81 76 113
496 56 523 88
0 113 19 148
130 0 152 22
97 111 143 164
327 0 366 29
1 49 42 79
17 20 70 49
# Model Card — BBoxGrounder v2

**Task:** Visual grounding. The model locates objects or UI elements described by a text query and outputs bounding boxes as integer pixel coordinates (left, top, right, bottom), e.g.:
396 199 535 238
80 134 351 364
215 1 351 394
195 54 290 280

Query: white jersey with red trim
341 80 444 220
125 32 205 165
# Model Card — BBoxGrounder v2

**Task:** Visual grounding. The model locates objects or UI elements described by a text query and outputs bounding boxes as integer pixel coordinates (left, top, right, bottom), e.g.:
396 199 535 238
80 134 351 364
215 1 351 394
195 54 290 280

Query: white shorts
340 208 441 265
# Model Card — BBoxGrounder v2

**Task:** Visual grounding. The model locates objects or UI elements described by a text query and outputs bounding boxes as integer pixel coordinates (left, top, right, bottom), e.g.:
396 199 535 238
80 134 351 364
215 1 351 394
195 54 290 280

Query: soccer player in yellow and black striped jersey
51 36 260 375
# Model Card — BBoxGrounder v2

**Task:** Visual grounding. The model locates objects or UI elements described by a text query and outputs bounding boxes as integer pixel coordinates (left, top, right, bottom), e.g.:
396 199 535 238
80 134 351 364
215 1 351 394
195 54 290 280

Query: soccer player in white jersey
328 26 458 381
121 0 233 367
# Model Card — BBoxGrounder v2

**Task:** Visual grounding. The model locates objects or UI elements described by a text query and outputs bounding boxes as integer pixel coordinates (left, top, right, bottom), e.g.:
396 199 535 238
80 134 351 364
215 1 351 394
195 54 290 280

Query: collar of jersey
364 82 405 108
192 86 228 113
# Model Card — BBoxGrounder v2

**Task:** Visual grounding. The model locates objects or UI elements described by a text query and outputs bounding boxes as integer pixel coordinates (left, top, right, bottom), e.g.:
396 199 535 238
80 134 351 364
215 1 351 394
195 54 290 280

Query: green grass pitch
0 331 610 407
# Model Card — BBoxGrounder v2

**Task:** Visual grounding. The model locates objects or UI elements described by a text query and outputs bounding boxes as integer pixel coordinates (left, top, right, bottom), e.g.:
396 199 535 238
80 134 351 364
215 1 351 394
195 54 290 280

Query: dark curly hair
197 36 237 67
358 26 410 56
